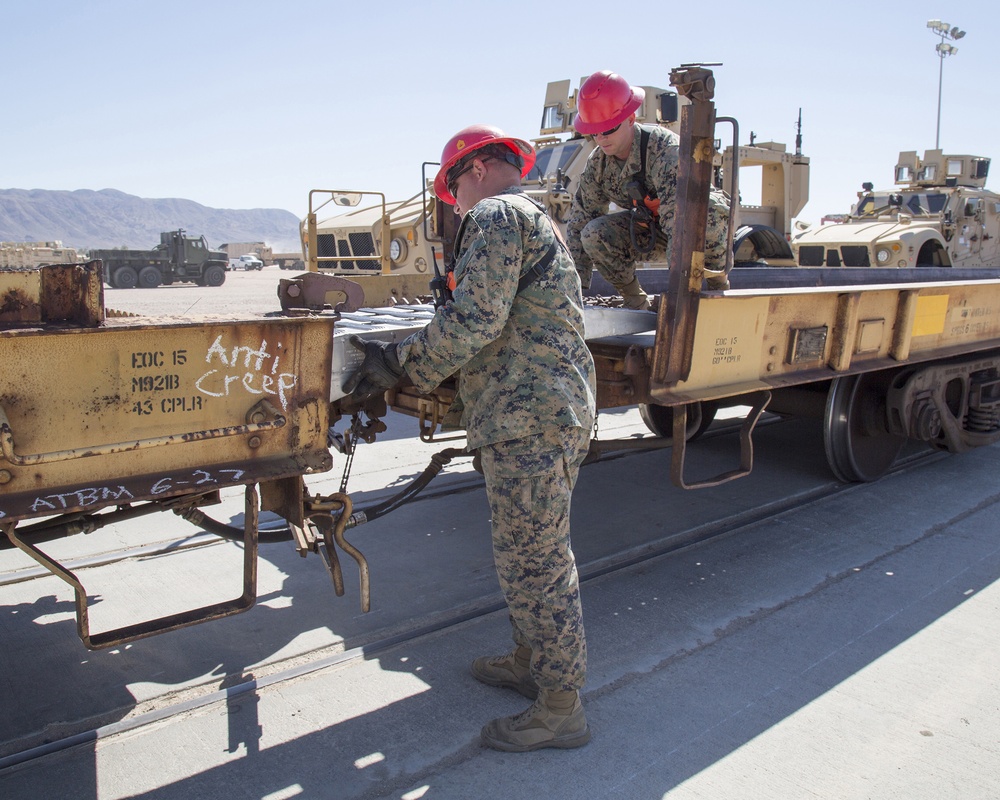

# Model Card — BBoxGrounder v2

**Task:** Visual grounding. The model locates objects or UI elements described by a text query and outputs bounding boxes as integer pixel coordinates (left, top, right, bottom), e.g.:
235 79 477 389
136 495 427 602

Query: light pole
927 19 966 150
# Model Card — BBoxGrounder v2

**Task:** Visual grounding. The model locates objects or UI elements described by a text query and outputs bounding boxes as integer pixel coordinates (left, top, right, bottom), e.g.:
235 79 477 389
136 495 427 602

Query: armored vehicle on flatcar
792 150 998 269
301 77 810 305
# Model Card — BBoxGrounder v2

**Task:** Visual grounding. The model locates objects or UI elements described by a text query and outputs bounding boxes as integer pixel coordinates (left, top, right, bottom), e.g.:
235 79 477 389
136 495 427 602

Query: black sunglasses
446 161 476 199
446 156 496 199
598 123 621 137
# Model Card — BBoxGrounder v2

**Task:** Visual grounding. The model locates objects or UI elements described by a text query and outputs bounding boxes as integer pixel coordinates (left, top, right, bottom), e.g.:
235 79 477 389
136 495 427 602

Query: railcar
4 66 999 648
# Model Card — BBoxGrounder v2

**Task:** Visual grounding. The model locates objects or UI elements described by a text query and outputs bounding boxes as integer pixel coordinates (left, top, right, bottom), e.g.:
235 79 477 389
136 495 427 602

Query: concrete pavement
2 439 998 799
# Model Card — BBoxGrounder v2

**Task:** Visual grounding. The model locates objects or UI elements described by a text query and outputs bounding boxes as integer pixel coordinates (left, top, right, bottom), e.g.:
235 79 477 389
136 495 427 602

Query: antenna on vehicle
795 109 803 157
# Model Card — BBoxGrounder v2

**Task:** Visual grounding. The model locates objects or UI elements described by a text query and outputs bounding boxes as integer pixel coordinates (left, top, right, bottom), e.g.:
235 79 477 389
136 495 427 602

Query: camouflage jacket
397 187 596 450
566 123 728 269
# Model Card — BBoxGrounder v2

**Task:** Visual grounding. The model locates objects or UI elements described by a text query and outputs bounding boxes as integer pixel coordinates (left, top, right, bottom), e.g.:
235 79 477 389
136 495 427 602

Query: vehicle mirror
332 193 363 207
659 92 678 124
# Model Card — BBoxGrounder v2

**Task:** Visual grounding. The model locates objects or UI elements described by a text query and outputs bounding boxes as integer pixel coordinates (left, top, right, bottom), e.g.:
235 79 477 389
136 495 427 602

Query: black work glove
342 335 405 397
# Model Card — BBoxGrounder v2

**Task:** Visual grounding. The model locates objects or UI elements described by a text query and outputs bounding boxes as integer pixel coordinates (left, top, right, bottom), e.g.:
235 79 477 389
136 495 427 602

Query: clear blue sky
5 0 997 225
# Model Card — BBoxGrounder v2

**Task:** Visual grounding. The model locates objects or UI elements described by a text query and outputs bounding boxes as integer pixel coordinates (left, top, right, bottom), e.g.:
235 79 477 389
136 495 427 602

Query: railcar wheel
138 266 162 288
112 266 138 289
823 373 907 482
639 401 717 441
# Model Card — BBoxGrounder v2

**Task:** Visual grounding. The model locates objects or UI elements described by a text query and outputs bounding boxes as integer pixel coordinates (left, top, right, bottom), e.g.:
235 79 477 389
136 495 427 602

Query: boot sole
480 723 591 752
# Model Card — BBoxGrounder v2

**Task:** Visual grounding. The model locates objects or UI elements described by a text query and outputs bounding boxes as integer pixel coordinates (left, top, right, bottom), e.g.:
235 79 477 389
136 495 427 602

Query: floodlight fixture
928 19 967 149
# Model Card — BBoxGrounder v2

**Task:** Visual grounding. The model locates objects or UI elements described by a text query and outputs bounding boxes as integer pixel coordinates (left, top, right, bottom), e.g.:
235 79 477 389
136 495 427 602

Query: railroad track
0 431 945 771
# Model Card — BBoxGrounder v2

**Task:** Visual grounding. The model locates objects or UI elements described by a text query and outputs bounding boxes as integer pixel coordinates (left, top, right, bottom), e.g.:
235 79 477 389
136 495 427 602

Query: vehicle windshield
853 191 949 217
526 140 584 182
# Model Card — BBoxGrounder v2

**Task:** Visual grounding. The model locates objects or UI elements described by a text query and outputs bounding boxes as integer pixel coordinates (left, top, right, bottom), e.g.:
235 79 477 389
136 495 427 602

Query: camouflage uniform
398 187 596 693
566 124 730 291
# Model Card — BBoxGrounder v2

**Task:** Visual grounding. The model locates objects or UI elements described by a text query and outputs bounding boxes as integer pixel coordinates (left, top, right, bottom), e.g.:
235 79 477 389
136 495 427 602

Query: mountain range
0 188 301 252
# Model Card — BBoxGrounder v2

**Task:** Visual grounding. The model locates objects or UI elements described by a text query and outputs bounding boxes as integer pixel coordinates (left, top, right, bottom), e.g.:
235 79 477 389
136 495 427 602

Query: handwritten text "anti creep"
195 335 298 410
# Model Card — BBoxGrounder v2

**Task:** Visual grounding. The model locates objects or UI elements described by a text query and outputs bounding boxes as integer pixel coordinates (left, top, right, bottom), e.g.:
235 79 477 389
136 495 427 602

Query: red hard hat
433 124 536 204
573 70 645 135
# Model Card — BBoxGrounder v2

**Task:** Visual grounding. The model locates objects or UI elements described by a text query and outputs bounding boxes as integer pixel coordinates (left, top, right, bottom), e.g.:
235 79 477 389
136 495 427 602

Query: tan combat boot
616 277 651 310
470 646 538 699
480 689 590 752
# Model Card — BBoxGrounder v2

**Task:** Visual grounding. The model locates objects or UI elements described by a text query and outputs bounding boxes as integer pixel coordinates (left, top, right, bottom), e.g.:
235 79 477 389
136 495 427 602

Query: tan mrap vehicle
300 189 440 307
527 79 810 268
299 80 692 307
791 150 999 268
300 77 811 306
0 241 84 269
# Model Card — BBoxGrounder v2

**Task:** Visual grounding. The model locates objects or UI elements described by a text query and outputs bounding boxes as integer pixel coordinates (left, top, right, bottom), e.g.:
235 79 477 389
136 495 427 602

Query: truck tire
138 266 162 288
732 224 794 266
202 265 226 287
113 266 139 289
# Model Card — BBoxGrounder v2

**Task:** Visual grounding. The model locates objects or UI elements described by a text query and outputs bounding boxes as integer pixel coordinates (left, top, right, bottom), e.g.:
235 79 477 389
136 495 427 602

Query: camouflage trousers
577 202 729 290
479 425 591 693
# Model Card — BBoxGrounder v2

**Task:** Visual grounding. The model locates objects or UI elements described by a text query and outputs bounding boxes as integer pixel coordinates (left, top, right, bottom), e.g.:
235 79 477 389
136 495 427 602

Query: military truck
301 78 811 305
92 230 229 288
791 150 998 268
